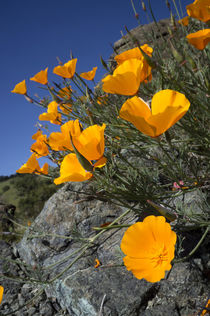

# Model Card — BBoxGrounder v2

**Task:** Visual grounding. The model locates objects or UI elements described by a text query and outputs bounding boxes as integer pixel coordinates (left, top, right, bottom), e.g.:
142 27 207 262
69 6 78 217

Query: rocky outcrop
113 18 173 55
1 183 207 315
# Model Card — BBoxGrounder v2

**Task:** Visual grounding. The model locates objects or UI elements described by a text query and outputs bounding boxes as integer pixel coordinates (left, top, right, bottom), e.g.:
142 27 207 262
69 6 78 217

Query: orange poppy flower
48 119 81 151
73 124 106 161
186 0 210 23
30 68 48 85
102 59 145 96
54 153 92 184
114 45 153 65
39 101 62 125
114 45 153 83
53 58 77 79
80 67 97 80
16 154 48 175
11 80 27 95
178 16 190 26
31 131 49 157
0 286 3 304
119 90 190 137
58 87 72 99
121 216 177 283
186 29 210 50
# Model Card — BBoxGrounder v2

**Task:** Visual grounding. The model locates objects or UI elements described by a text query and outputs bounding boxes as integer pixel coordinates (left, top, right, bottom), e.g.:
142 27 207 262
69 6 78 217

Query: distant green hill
0 173 60 223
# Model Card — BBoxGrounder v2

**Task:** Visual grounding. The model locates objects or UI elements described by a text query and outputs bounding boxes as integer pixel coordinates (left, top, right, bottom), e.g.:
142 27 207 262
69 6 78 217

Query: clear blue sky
0 0 192 176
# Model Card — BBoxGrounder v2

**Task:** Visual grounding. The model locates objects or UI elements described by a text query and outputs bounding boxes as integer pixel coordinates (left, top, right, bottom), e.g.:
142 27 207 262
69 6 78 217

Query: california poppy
114 45 153 65
16 154 48 175
39 101 61 125
119 90 190 137
178 16 190 26
80 67 97 80
73 124 106 161
54 153 92 184
31 130 49 157
11 80 27 95
30 68 48 85
102 59 145 96
48 119 81 151
121 216 177 282
186 29 210 50
186 0 210 23
53 59 77 79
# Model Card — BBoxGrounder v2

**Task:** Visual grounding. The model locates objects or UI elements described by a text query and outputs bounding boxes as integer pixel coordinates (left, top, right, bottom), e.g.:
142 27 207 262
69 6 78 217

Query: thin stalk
174 226 209 263
49 244 88 283
71 77 86 96
43 244 88 270
130 0 141 25
2 288 44 316
75 72 93 95
147 0 166 43
92 224 130 231
171 0 181 21
0 274 49 285
48 207 133 282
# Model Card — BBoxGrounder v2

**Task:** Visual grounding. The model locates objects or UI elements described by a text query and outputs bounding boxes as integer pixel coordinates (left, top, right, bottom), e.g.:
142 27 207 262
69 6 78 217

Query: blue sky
0 0 192 176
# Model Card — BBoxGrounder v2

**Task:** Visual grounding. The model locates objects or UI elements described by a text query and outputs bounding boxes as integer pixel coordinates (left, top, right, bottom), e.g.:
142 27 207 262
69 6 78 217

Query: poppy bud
147 200 177 221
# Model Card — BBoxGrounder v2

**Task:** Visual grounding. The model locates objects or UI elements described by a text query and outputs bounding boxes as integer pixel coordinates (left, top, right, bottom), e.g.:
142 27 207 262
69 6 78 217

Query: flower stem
174 226 209 263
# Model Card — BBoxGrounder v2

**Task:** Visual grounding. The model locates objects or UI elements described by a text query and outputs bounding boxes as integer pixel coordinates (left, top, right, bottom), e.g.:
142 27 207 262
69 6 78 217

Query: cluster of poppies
9 0 208 288
179 0 210 50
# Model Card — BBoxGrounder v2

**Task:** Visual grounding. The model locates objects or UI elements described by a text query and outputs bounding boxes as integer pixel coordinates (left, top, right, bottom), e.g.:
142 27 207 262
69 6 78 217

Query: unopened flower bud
166 0 170 10
141 1 146 11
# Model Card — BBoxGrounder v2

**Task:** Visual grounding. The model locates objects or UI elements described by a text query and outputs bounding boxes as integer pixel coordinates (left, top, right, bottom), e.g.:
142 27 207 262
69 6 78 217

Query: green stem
43 244 88 270
0 274 49 285
48 207 133 282
49 244 88 283
92 224 130 231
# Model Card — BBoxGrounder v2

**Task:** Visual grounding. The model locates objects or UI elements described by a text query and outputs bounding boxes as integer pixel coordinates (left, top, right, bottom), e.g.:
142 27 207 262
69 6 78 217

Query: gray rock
113 19 173 54
15 183 209 316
